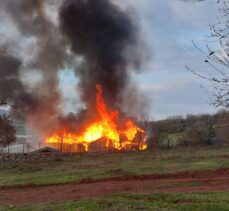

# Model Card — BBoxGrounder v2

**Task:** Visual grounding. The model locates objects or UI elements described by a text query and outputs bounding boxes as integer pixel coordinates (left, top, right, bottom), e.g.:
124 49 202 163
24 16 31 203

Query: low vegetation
147 110 229 149
0 147 228 187
2 192 229 211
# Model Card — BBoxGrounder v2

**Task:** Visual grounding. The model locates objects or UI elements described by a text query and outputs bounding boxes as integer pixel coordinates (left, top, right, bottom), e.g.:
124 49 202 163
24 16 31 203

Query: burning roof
47 85 147 152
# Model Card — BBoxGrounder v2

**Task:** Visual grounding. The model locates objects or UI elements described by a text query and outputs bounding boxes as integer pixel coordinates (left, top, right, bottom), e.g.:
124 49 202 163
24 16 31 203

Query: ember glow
46 85 147 152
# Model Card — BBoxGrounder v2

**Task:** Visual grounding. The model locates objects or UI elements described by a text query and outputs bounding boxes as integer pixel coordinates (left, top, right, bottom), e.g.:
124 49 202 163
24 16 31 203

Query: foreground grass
0 147 228 186
1 192 229 211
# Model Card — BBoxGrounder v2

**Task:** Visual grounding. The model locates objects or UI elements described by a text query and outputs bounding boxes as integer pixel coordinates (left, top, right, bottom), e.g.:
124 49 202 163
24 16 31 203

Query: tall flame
46 85 147 152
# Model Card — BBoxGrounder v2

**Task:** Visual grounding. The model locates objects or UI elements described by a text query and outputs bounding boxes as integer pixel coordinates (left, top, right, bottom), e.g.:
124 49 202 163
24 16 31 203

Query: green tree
0 115 16 152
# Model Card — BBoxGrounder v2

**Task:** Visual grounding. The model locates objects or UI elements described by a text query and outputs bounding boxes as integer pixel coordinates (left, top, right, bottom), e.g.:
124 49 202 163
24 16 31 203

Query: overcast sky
124 0 219 120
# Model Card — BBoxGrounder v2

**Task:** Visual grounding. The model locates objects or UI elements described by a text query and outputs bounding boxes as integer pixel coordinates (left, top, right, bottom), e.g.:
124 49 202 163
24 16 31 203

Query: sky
123 0 220 120
0 0 221 120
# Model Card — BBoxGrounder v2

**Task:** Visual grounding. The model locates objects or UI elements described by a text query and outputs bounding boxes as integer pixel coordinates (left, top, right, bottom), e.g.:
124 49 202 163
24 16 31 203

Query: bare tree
0 115 16 153
185 1 229 108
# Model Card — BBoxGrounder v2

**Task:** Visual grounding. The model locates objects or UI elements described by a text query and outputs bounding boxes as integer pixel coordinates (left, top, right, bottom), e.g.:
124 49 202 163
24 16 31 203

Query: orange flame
46 84 147 152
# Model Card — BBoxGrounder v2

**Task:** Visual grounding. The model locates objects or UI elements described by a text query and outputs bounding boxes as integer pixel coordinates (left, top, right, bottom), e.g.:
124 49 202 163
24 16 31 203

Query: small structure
31 147 60 154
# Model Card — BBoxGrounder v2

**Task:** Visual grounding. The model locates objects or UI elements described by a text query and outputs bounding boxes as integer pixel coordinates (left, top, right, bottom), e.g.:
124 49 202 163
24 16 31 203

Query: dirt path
0 168 229 206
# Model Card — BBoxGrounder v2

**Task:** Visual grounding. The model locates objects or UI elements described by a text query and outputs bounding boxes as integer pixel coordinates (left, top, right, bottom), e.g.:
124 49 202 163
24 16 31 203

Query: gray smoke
0 0 150 137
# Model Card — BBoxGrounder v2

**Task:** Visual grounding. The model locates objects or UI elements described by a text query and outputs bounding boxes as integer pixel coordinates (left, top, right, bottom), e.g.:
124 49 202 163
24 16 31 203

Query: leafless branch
187 1 229 108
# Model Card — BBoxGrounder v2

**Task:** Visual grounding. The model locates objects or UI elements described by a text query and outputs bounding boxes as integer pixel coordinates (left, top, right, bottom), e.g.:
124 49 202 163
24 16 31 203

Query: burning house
46 85 147 152
0 0 149 153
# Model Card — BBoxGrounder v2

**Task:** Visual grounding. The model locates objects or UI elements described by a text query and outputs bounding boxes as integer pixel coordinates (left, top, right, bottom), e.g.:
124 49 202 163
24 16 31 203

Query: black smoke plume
0 0 149 137
60 0 146 112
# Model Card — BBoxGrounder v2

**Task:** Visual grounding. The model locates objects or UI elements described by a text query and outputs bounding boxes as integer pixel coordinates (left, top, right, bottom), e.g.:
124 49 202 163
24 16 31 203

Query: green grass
1 192 229 211
0 147 228 186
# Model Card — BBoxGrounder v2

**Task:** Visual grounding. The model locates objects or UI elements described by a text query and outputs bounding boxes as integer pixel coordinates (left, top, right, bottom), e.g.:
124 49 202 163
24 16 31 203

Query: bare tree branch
186 1 229 108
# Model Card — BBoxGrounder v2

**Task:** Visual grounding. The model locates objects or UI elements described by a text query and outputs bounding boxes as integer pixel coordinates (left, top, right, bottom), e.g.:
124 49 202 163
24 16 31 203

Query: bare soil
0 168 229 205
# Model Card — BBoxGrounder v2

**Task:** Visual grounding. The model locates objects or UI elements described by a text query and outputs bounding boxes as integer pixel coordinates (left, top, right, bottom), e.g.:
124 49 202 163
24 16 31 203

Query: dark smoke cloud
0 49 34 117
60 0 148 112
0 0 70 138
0 0 47 37
0 0 150 137
0 0 66 118
0 48 60 130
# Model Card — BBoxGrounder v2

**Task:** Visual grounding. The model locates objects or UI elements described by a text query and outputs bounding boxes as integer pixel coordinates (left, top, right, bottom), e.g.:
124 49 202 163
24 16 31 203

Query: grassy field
1 192 229 211
0 147 228 186
0 147 229 210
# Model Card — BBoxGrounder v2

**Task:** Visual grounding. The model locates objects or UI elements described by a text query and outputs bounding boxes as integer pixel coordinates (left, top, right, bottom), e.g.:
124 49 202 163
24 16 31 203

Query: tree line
147 110 229 150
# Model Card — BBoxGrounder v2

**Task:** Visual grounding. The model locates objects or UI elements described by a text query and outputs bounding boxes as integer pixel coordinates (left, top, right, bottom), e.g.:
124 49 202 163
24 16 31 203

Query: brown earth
0 168 229 206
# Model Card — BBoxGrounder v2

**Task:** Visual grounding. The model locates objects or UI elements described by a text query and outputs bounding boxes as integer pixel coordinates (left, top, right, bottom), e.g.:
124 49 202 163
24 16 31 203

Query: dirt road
0 168 229 205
